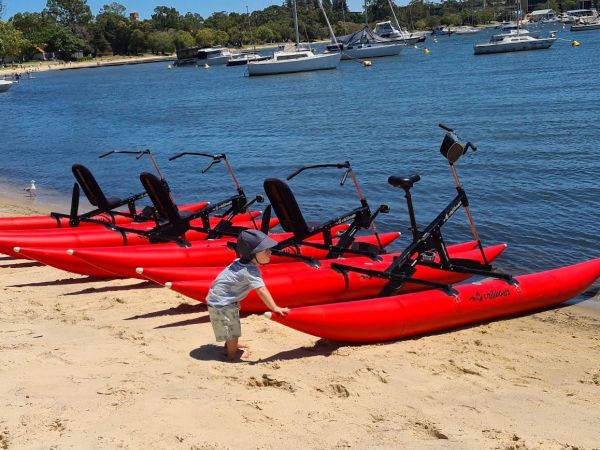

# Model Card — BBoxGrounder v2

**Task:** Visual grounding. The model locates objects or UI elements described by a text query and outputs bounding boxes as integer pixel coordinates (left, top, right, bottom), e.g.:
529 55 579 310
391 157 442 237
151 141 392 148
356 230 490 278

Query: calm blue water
1 25 599 276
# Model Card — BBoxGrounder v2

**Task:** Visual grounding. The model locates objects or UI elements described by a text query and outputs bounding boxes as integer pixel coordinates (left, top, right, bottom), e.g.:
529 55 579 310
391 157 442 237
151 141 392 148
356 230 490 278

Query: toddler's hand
273 306 290 315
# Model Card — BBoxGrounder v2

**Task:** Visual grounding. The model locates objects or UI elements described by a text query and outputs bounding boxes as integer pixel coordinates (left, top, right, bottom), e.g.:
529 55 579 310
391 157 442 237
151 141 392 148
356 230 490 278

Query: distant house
32 46 55 61
528 9 556 22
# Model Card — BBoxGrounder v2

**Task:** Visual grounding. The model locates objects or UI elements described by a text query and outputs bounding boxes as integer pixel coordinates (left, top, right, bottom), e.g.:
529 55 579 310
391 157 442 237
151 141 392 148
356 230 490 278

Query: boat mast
386 0 407 39
388 0 404 30
292 0 301 47
364 0 368 27
318 0 338 44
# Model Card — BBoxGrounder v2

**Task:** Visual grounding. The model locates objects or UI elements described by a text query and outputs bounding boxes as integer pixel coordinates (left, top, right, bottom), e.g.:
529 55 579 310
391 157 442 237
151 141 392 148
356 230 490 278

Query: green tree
213 30 229 46
0 0 5 19
44 24 85 59
146 30 174 54
90 23 111 55
10 12 53 46
255 25 276 43
151 6 180 31
0 21 27 59
128 28 146 54
45 0 93 27
180 12 204 33
441 13 462 25
195 28 215 46
99 2 126 16
172 29 194 50
96 8 130 54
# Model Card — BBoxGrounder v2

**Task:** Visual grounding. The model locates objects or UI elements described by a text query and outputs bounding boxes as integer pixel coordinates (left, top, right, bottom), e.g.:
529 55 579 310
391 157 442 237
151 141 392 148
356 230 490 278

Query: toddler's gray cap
237 229 277 258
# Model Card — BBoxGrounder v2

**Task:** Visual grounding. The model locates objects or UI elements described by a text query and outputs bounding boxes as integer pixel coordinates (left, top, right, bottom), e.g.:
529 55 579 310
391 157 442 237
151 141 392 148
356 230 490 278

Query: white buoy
24 180 36 196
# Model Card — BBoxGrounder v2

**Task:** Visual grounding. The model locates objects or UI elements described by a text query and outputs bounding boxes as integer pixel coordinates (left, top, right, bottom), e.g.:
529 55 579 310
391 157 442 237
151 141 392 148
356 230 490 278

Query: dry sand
0 55 175 78
1 194 599 449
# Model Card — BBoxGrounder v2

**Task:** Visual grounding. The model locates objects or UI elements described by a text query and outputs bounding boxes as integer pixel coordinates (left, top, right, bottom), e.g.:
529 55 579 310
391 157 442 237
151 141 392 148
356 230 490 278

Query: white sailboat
247 0 340 76
326 0 404 59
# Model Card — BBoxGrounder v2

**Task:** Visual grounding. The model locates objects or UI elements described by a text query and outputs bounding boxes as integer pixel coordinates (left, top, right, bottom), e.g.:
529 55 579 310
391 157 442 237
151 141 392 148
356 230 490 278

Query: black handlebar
169 152 227 174
99 149 150 160
286 161 351 181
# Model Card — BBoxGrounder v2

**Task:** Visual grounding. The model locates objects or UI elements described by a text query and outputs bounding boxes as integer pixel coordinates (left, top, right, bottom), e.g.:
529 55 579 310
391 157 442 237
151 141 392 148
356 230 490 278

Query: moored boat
266 258 600 342
0 80 13 93
474 32 556 55
247 0 340 76
571 19 600 31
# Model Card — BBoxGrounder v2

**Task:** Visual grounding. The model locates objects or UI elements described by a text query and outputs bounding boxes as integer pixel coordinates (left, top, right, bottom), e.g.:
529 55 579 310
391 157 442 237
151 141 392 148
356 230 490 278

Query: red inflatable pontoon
266 258 600 342
166 244 507 312
0 201 209 230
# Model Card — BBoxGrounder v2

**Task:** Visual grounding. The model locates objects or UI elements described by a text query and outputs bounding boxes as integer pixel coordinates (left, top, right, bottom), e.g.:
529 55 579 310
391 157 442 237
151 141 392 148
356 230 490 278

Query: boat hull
137 239 480 284
0 201 209 231
571 22 600 31
0 80 13 93
166 244 507 312
1 214 268 258
340 43 403 59
247 52 340 76
267 258 600 342
71 232 400 278
474 38 556 54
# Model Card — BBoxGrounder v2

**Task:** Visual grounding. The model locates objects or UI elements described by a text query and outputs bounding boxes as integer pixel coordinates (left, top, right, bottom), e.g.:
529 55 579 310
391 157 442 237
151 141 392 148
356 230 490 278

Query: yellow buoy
423 48 430 54
363 60 372 67
571 40 580 47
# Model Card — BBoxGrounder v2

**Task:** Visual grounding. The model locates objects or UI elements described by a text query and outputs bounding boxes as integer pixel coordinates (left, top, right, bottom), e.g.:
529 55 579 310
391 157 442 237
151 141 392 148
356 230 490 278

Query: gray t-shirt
205 259 265 307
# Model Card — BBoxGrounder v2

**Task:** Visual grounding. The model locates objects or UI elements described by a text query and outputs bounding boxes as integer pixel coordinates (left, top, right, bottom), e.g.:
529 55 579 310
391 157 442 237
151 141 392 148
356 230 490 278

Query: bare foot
224 348 252 362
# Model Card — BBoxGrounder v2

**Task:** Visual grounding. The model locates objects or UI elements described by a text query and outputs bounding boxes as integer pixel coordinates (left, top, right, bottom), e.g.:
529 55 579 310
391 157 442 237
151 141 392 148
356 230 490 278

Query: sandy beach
0 54 176 78
1 193 599 449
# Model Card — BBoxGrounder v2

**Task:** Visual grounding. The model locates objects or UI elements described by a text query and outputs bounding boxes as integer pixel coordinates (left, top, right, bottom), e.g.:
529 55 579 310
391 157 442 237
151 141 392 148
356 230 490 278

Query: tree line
0 0 586 61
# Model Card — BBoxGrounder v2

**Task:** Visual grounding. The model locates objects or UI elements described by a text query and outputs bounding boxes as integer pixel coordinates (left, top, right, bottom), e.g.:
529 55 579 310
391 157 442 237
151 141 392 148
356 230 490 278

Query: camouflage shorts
207 303 241 342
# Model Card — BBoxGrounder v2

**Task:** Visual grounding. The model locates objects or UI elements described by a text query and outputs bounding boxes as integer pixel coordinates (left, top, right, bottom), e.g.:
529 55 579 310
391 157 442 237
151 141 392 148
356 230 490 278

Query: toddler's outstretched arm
256 286 289 315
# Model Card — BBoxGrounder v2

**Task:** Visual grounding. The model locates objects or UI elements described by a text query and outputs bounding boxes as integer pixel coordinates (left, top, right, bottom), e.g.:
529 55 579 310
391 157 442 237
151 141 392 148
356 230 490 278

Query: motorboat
474 31 556 55
562 8 599 23
374 20 427 44
174 46 232 66
373 0 428 44
226 52 269 66
198 46 232 65
571 19 600 30
247 0 340 76
326 27 403 60
451 25 482 35
0 80 13 93
431 26 455 35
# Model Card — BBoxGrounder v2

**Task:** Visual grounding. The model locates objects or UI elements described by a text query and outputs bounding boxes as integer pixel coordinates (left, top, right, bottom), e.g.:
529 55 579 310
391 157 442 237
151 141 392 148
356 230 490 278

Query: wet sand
1 193 599 449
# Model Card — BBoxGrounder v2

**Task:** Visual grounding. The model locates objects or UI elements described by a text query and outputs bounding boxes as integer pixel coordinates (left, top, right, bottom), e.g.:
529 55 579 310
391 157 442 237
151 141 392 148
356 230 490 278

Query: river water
1 24 599 279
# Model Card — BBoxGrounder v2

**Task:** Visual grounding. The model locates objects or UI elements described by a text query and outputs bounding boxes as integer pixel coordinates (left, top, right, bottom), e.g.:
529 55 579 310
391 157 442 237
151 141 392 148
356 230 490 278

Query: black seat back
139 172 181 224
263 178 310 239
72 164 114 210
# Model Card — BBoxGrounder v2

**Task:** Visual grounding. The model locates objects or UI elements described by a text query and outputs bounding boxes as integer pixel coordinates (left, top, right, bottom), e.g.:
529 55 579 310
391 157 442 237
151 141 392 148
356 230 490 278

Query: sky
2 1 410 20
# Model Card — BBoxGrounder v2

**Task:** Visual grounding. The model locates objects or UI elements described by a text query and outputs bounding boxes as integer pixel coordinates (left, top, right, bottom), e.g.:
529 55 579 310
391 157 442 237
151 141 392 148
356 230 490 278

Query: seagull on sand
24 180 36 196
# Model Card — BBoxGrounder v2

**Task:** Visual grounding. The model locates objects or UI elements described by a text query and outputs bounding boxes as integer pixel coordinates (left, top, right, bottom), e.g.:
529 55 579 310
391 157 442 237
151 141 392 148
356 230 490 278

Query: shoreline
0 54 176 77
0 195 599 448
